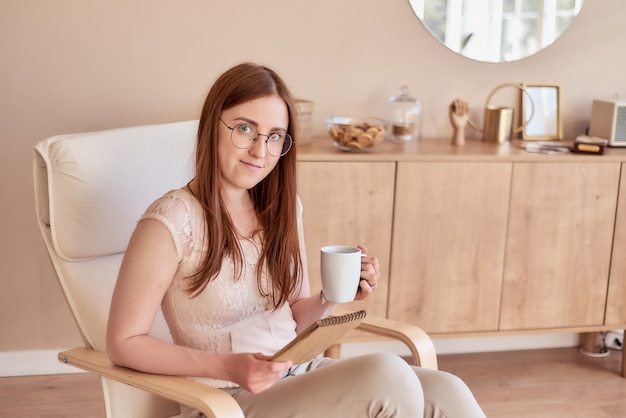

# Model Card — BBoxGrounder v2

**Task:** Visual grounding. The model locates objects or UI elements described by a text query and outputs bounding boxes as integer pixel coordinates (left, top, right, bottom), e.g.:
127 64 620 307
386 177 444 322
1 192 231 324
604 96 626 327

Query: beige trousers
182 352 486 418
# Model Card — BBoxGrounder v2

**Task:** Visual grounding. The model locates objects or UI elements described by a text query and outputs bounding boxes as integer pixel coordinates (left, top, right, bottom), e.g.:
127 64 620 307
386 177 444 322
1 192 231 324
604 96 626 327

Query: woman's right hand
224 353 292 393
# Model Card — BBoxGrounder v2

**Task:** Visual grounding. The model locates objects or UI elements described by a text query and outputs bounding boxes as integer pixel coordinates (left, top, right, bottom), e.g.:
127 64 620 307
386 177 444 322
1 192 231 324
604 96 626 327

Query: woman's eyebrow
232 116 257 126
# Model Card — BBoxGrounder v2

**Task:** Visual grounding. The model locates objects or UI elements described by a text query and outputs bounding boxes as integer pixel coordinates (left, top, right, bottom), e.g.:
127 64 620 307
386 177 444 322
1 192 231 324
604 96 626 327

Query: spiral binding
319 310 367 327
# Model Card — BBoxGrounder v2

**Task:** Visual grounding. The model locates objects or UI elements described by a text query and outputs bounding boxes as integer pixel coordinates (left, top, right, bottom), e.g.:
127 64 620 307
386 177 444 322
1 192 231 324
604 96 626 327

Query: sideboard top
296 137 626 163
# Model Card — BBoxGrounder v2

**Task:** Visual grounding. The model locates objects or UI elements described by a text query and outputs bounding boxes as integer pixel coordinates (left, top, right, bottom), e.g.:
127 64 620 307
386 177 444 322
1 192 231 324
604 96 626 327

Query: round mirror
409 0 585 63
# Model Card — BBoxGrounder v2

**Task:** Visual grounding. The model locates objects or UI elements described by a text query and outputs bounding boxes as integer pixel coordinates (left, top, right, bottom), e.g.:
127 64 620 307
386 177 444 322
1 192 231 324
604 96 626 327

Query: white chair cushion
35 120 197 261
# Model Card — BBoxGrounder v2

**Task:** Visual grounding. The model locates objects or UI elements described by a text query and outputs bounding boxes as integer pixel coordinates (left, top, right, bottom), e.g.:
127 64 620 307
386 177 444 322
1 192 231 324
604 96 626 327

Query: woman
106 62 485 417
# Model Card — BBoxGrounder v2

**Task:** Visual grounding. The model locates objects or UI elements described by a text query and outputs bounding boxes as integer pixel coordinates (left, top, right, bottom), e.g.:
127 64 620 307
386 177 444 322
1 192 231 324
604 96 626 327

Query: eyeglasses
219 118 293 157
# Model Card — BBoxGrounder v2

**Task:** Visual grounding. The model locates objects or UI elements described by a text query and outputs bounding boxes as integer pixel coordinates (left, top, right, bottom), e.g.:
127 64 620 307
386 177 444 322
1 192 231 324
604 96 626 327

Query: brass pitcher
469 83 534 144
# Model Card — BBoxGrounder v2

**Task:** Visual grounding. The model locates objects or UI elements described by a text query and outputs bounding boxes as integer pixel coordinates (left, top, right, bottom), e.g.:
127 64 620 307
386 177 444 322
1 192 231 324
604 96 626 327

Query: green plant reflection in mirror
408 0 584 63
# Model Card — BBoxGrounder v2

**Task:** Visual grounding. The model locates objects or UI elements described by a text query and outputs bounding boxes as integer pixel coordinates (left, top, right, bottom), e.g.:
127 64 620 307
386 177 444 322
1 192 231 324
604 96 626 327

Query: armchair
33 120 438 418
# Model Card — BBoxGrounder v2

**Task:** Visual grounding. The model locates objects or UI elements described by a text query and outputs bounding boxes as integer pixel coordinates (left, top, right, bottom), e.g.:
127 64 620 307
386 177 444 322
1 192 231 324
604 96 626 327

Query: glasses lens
230 123 257 149
266 132 292 157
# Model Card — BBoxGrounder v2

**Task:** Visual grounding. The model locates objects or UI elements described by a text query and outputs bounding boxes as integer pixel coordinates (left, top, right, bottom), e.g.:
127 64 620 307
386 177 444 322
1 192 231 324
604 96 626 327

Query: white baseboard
2 333 582 377
0 349 85 377
0 334 582 377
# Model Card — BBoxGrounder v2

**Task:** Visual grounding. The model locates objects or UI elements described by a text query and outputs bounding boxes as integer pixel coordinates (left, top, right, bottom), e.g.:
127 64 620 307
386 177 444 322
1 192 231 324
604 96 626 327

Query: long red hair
188 62 302 308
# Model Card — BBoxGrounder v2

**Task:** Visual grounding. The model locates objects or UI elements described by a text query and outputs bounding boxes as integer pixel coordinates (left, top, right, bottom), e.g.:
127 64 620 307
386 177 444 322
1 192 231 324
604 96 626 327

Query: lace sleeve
140 190 194 263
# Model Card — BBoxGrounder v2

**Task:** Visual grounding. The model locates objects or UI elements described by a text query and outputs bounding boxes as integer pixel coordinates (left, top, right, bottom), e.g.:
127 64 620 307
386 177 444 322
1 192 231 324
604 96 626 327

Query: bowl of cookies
325 116 388 152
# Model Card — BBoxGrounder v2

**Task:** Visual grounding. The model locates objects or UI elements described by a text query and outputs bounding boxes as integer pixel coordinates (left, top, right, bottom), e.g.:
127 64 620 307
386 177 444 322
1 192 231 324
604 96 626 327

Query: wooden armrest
332 308 438 370
58 347 244 418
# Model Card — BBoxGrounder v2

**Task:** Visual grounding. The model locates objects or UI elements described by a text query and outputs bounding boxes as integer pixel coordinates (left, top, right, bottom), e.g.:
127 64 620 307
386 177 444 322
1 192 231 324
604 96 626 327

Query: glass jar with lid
388 85 421 143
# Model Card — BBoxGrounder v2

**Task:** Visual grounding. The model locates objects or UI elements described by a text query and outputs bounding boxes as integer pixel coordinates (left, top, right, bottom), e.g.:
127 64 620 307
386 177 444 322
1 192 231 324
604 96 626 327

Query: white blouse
141 188 299 388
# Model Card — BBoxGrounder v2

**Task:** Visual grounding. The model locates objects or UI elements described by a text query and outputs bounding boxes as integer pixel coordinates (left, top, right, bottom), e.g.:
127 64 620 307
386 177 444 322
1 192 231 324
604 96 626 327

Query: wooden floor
1 347 624 417
438 347 626 418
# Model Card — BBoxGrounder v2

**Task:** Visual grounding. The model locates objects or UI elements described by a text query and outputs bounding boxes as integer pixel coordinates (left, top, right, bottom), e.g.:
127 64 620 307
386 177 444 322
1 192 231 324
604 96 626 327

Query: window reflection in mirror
409 0 584 63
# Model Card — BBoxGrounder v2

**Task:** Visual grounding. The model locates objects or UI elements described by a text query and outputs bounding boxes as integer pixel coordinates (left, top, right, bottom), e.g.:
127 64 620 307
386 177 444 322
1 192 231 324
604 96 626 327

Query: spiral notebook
270 310 366 363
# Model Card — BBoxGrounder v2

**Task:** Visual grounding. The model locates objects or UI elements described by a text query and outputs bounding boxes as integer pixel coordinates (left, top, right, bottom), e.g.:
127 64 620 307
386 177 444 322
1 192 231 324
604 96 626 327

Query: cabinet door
297 161 395 318
388 162 511 333
500 162 620 330
606 163 626 326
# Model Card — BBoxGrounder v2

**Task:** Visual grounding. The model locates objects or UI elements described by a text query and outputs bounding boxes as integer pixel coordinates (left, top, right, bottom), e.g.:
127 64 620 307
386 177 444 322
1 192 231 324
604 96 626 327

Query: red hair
188 62 302 308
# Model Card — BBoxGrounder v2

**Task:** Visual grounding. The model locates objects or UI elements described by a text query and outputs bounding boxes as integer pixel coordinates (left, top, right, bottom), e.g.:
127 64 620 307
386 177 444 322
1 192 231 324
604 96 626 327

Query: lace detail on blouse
140 188 298 389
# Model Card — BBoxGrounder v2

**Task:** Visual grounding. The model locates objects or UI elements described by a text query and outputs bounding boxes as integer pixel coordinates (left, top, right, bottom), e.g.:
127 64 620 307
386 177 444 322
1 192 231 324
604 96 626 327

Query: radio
588 99 626 147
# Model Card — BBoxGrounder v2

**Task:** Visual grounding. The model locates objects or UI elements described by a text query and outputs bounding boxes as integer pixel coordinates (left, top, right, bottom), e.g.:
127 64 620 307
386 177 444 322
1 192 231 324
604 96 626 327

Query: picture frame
521 83 563 140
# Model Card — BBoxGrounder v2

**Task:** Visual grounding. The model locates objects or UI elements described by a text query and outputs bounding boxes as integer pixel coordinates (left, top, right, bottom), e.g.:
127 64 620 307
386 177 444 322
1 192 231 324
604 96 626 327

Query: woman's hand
354 245 380 301
224 353 292 393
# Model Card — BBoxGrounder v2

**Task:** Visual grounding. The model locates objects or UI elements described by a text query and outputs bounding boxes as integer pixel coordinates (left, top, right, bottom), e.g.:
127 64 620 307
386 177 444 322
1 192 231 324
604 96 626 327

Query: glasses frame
219 118 293 157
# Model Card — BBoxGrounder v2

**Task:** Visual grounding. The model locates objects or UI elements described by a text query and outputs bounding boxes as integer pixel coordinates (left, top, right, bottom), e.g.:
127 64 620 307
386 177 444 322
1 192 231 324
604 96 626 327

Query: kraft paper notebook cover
270 310 366 363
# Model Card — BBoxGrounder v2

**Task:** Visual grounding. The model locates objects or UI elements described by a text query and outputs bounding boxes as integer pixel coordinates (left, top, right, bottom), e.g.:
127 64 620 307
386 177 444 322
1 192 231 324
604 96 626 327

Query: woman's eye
269 132 285 142
237 124 253 134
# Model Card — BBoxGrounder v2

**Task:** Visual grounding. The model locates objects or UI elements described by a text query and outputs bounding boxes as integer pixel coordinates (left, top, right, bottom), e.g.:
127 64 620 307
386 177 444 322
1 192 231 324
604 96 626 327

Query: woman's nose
249 135 267 157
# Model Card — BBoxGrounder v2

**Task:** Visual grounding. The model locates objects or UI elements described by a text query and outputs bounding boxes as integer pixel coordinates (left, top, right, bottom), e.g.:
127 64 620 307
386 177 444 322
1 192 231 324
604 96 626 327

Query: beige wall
1 0 625 352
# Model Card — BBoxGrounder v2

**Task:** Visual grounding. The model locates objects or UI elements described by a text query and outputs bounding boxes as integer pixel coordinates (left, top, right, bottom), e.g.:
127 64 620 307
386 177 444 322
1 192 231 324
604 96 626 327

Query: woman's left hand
354 245 380 300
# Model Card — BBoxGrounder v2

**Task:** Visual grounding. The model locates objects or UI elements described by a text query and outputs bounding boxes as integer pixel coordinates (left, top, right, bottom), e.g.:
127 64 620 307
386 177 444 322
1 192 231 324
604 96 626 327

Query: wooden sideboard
296 137 626 376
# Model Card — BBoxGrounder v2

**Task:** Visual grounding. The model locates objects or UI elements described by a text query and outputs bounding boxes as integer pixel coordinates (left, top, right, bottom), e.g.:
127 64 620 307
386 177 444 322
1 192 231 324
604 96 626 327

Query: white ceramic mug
320 245 362 303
